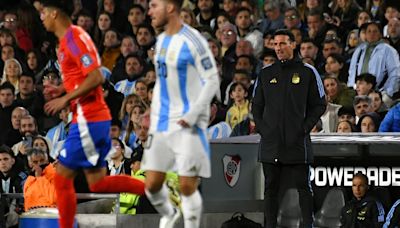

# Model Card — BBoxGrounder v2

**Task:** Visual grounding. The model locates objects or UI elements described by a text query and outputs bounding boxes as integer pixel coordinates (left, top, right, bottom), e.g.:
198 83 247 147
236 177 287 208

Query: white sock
181 190 202 228
145 185 174 217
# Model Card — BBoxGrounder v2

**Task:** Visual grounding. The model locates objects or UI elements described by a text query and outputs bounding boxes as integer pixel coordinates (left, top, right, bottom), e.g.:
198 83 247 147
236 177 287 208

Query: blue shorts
58 120 111 170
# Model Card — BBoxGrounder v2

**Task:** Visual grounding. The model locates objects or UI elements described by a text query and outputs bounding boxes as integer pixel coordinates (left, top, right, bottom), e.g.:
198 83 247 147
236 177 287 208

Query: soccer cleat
159 208 181 228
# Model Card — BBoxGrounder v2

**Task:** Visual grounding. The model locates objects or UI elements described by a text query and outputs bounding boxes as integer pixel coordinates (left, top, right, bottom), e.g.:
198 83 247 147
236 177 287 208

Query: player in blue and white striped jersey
142 0 219 227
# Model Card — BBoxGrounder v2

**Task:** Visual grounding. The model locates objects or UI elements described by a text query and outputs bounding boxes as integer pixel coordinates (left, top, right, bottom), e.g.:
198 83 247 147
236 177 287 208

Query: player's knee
179 182 196 196
145 179 163 193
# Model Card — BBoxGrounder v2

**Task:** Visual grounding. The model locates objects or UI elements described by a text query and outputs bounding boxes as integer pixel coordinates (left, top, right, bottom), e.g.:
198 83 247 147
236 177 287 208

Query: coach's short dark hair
274 29 295 42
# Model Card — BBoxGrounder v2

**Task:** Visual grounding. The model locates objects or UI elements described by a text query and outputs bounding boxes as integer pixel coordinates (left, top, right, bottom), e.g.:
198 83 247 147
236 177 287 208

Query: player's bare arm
44 68 104 115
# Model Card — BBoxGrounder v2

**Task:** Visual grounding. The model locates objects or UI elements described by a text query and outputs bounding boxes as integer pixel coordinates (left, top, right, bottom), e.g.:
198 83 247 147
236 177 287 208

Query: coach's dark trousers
262 163 313 228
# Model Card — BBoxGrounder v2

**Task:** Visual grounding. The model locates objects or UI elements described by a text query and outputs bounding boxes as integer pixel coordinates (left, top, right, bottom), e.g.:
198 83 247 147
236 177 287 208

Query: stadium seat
277 188 302 228
314 187 345 228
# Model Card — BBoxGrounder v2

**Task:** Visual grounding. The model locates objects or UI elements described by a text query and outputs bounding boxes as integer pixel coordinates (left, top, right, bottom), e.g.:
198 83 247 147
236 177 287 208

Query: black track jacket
252 57 326 164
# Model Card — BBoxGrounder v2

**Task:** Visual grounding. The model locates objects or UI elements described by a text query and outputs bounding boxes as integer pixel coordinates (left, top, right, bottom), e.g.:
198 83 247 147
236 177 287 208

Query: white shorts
141 127 211 178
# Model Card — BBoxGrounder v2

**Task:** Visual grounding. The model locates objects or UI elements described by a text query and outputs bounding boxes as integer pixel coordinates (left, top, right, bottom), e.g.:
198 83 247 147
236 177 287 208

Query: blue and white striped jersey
114 80 136 97
151 24 219 133
207 122 232 140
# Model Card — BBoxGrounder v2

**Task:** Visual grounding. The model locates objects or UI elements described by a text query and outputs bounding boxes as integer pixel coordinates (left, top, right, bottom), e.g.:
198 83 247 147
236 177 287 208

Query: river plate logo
223 155 241 187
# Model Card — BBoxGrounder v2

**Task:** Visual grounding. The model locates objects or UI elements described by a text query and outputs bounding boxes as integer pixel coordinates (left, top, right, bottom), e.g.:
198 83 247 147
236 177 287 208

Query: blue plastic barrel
19 208 78 228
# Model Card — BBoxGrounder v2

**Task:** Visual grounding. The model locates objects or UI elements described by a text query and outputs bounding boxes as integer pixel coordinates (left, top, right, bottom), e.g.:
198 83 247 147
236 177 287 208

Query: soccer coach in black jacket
252 29 326 227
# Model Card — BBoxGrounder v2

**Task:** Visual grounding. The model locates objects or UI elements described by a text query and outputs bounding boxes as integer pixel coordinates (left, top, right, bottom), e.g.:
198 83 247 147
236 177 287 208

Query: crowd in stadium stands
1 0 400 227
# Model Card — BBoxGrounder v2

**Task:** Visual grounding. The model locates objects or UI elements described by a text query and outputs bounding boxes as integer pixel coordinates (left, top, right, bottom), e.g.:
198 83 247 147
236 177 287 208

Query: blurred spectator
225 82 249 129
341 173 385 226
331 0 361 35
307 10 328 48
259 1 285 35
0 29 26 67
76 9 95 35
324 53 348 83
118 94 142 131
355 73 376 96
144 66 155 85
2 58 22 94
235 7 263 58
223 0 239 19
23 148 56 211
195 0 216 30
220 22 238 98
0 82 17 145
356 10 372 29
122 103 145 148
353 95 373 124
382 5 400 37
368 90 388 118
386 17 400 54
344 29 360 60
3 10 33 52
110 118 123 140
180 7 199 29
336 120 354 133
136 24 155 56
0 145 24 228
15 71 45 130
379 102 400 132
126 4 146 37
235 39 262 77
5 107 28 148
338 106 356 125
220 22 237 58
283 7 307 36
12 115 41 169
208 99 231 139
367 0 385 22
214 11 231 41
299 38 321 65
32 136 53 167
98 0 126 32
207 37 222 60
348 22 400 104
93 11 112 48
134 78 149 105
323 75 355 109
111 35 139 83
114 54 146 96
223 69 252 106
260 48 277 67
100 28 121 71
322 38 343 63
26 49 46 81
357 112 381 132
107 138 131 175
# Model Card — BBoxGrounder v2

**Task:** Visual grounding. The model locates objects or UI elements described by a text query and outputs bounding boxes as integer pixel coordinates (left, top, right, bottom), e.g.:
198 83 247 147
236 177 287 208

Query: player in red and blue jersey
40 1 144 228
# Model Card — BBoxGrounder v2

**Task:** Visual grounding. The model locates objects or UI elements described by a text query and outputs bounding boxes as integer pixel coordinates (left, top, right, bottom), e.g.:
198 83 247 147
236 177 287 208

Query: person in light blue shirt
348 22 400 104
